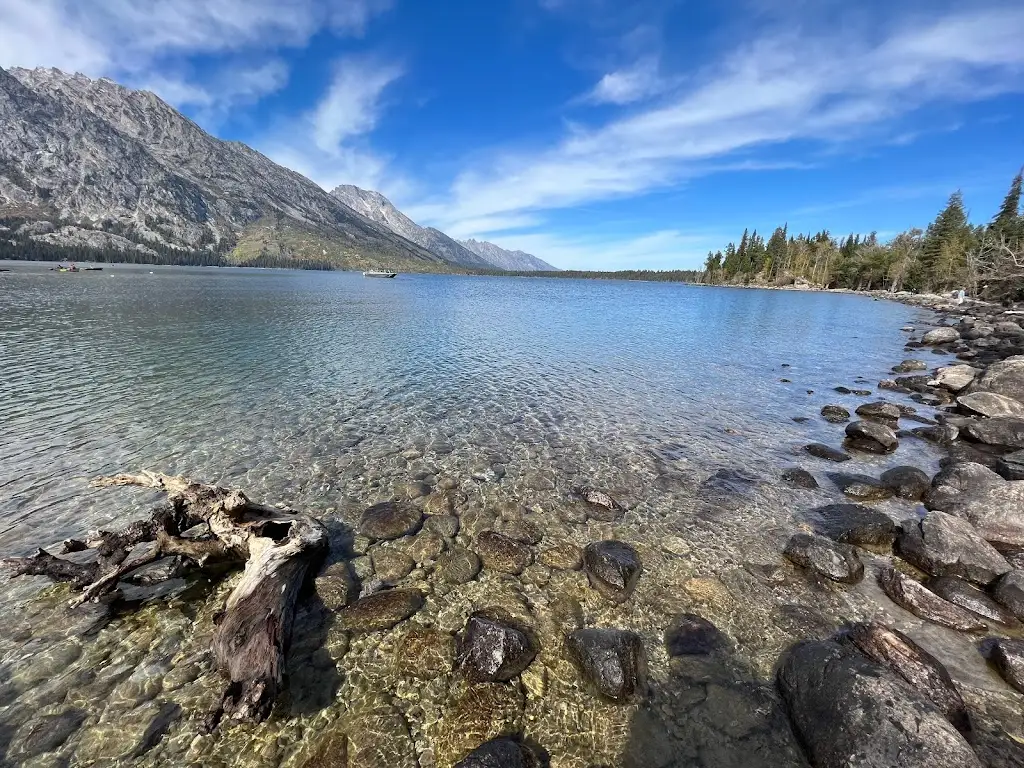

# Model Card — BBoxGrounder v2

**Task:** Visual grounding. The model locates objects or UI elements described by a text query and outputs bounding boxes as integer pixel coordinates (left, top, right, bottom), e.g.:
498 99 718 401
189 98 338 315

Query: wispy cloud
584 57 668 105
259 55 407 194
413 6 1024 239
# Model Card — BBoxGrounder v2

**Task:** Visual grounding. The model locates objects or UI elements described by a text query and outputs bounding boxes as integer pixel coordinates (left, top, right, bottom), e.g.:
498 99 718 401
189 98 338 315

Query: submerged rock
877 566 987 632
337 589 424 633
537 542 582 571
923 462 1024 546
895 511 1011 585
803 443 852 462
371 549 416 582
664 613 729 656
435 547 482 584
457 614 537 683
879 466 931 500
572 486 623 521
582 540 643 603
812 503 897 552
963 417 1024 449
845 622 971 735
992 570 1024 620
454 738 545 768
781 467 818 489
566 628 647 703
495 519 543 546
820 405 851 423
927 575 1020 628
911 424 960 445
827 472 893 502
987 638 1024 694
893 360 927 373
957 391 1024 419
396 627 456 679
783 532 864 584
845 420 899 454
475 531 533 575
12 708 88 760
777 639 980 768
360 502 424 541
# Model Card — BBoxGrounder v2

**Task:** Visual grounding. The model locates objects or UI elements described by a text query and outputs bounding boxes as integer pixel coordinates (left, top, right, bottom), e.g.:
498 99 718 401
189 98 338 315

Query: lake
0 262 956 766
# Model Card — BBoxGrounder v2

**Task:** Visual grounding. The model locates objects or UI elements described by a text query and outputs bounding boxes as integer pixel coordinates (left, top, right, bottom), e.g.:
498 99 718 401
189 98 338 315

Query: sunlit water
0 262 1014 767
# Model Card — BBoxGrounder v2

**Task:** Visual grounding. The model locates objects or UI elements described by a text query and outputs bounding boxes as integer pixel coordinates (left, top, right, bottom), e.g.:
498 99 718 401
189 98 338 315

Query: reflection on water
1 262 1003 767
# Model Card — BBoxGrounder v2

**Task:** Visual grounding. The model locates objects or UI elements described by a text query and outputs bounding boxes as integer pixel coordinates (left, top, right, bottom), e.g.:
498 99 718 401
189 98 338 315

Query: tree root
3 471 329 729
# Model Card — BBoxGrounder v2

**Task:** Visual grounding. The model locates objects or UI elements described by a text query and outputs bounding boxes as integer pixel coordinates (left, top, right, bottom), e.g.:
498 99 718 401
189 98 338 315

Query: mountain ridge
459 238 557 271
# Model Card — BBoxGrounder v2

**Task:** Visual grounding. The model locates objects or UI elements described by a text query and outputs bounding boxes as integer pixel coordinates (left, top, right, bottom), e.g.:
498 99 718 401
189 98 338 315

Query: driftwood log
3 471 328 729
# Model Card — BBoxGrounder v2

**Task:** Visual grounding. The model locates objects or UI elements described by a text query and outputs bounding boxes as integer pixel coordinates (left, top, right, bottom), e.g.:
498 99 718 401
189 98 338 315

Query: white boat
363 269 397 278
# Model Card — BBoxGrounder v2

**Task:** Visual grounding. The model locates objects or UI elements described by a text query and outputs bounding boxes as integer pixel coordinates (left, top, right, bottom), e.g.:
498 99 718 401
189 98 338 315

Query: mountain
0 66 452 271
459 238 557 271
329 184 494 270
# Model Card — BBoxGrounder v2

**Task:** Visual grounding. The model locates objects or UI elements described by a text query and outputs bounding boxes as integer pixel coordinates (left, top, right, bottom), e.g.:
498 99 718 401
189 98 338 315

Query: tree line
701 170 1024 302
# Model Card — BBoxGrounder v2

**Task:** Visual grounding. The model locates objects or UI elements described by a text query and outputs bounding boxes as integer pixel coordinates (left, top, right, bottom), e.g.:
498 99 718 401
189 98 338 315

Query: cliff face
0 66 447 270
459 238 557 271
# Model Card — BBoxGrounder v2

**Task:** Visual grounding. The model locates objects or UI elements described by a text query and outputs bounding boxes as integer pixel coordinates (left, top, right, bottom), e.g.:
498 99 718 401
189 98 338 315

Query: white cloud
259 55 406 194
585 57 666 105
414 6 1024 240
0 0 392 109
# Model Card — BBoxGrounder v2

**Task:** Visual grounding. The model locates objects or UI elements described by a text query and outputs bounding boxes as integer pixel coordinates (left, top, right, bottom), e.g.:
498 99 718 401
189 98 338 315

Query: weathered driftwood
3 471 329 729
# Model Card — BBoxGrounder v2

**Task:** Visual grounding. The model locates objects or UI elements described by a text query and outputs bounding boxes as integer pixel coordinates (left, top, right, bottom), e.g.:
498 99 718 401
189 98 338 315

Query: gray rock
783 532 864 584
457 615 537 683
453 738 545 768
992 570 1024 620
996 450 1024 481
777 639 980 768
475 531 533 575
664 614 729 656
460 237 559 272
994 321 1024 337
877 566 988 632
781 467 818 489
910 424 960 445
360 502 424 541
827 472 894 502
812 503 898 551
12 708 88 760
895 511 1011 585
923 462 1024 546
803 443 852 462
855 401 901 424
963 417 1024 449
845 420 899 454
566 628 647 703
434 547 481 585
572 486 624 521
958 391 1024 418
930 364 979 393
845 622 971 735
892 360 927 373
987 638 1024 694
880 466 931 500
337 589 424 633
971 355 1024 403
923 327 961 344
927 575 1020 628
582 541 643 603
820 405 850 423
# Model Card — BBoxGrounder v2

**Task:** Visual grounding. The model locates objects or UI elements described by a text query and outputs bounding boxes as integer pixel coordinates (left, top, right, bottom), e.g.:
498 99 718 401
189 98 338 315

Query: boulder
827 472 893 502
566 628 647 703
812 503 897 552
475 532 533 575
927 575 1020 628
958 391 1024 419
453 738 544 768
895 511 1011 585
922 327 961 345
879 466 931 500
783 533 864 584
855 401 901 424
781 467 818 489
992 570 1024 621
776 640 980 768
877 566 987 632
930 365 979 393
971 355 1024 403
457 615 537 683
987 638 1024 694
360 502 424 541
845 420 899 454
803 443 851 462
582 541 643 603
820 405 850 424
996 451 1024 481
572 486 623 521
910 424 960 445
963 417 1024 450
337 589 425 633
664 614 729 656
994 321 1024 337
892 360 927 373
845 622 971 735
923 462 1024 546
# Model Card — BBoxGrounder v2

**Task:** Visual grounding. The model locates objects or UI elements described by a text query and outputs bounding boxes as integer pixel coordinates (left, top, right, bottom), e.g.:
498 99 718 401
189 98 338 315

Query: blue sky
1 0 1023 270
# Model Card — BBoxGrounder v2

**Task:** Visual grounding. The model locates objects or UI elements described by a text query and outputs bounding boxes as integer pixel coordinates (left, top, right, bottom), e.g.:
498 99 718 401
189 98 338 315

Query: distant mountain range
458 238 556 272
0 66 556 272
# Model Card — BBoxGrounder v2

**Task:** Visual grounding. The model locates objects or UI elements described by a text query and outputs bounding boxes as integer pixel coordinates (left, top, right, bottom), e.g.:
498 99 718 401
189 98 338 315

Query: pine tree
921 191 972 290
990 170 1023 242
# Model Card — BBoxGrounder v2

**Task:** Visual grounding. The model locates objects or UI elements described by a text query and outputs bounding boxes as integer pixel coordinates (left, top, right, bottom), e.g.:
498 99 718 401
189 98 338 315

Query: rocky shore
3 293 1024 768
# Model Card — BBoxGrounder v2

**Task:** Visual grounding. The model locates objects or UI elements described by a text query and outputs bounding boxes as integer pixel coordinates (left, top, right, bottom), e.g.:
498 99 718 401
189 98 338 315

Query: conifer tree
990 170 1023 242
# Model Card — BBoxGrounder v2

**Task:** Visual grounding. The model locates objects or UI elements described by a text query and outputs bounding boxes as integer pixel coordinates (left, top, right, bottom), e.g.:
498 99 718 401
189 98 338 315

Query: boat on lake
363 268 397 278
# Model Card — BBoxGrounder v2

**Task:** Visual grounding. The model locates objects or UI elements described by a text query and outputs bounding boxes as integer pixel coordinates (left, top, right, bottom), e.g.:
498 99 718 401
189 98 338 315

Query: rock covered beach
2 294 1024 767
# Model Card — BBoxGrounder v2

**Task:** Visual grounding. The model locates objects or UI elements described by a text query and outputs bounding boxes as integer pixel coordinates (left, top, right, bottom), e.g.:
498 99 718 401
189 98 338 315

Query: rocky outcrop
963 417 1024 449
895 511 1011 585
878 567 987 632
459 238 557 272
987 638 1024 694
957 391 1024 418
971 356 1024 403
923 463 1024 546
